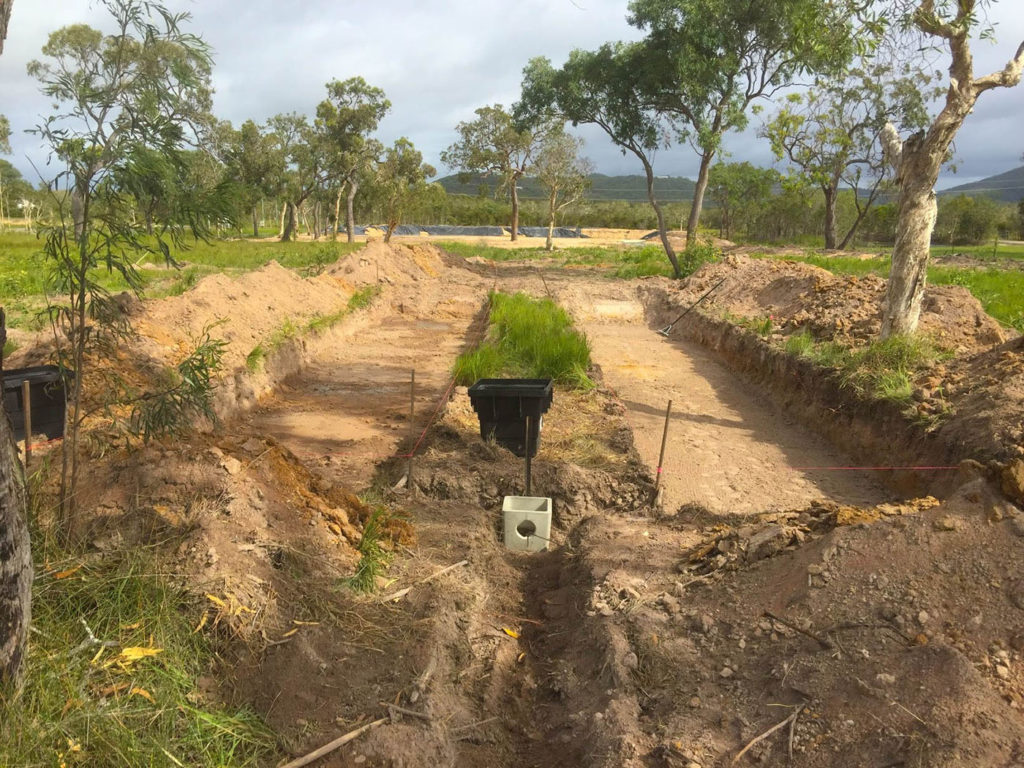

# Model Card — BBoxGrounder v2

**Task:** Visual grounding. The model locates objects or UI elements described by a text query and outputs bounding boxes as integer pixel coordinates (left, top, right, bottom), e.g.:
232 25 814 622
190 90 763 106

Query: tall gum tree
534 128 592 251
761 62 936 250
441 105 550 243
0 0 32 694
518 46 683 277
879 0 1024 337
315 78 390 243
628 0 856 247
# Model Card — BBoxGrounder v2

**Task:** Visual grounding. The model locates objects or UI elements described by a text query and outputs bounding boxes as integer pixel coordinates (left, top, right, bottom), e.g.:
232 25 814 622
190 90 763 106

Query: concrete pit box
503 495 552 552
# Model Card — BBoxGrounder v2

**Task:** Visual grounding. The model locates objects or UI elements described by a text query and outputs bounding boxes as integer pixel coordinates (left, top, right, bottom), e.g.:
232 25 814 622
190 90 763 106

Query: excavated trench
236 260 1000 767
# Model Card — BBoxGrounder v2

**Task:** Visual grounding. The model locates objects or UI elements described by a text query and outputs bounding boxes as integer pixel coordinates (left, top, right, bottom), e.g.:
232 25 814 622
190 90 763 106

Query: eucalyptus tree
441 105 552 243
628 0 856 247
375 138 435 243
316 77 390 242
0 0 31 695
706 162 778 241
28 0 218 527
534 128 592 250
518 45 684 277
268 112 329 241
875 0 1024 336
221 119 285 237
762 62 936 249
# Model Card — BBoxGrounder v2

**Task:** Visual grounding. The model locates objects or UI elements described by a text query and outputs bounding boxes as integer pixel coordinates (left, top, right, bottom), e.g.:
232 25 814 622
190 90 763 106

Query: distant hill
436 173 696 203
939 166 1024 202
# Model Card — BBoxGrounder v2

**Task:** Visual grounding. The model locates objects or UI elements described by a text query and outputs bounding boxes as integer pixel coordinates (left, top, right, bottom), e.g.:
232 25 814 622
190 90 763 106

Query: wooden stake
651 400 672 504
524 415 532 496
22 380 31 468
407 369 415 496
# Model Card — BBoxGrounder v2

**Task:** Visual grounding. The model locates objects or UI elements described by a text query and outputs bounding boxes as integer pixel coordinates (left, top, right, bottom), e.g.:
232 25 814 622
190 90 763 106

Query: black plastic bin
2 365 68 442
467 378 553 458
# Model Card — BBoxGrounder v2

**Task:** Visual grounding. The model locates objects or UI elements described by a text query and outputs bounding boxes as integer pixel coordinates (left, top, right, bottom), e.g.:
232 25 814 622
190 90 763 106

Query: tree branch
972 40 1024 93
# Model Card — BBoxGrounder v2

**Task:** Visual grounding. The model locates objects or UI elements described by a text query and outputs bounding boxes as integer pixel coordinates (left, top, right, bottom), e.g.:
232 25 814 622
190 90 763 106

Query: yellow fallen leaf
120 621 141 631
129 687 155 703
192 612 209 634
282 627 299 638
516 652 526 663
90 647 106 665
292 620 320 626
55 565 82 580
502 627 519 639
105 646 164 669
206 594 227 608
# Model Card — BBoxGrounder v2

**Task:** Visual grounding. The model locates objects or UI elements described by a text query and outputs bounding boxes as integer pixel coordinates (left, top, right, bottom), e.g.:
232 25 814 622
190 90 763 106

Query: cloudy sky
2 0 1022 193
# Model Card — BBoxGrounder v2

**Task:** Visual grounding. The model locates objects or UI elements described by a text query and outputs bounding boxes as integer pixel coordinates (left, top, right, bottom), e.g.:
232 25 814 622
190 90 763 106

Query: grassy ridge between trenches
0 532 274 767
454 291 594 389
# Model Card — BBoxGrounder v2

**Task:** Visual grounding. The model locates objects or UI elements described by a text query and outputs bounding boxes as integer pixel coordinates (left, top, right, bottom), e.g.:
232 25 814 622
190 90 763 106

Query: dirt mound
679 255 1008 353
563 480 1024 766
137 260 355 373
328 240 446 285
81 432 374 641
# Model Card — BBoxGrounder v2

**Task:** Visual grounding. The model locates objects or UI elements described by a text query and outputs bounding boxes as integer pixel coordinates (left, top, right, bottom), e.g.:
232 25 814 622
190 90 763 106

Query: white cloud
1 0 1021 186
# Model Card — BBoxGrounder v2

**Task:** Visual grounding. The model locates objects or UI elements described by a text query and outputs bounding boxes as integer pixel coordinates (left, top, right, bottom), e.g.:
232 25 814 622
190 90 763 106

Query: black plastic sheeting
641 230 660 241
517 226 588 239
418 225 507 237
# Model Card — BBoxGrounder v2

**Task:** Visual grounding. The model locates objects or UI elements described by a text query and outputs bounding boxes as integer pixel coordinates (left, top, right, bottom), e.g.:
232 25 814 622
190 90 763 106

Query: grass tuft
840 334 946 402
347 508 393 593
453 292 594 389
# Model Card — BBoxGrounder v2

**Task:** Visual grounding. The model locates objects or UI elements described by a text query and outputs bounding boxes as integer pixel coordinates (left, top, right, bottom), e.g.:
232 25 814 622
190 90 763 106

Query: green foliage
453 344 508 386
347 508 393 593
347 285 380 311
0 542 274 765
706 162 778 240
934 194 1010 246
677 240 720 277
373 138 436 239
784 327 815 356
128 330 226 442
840 335 945 402
244 344 266 372
760 60 936 248
454 292 593 389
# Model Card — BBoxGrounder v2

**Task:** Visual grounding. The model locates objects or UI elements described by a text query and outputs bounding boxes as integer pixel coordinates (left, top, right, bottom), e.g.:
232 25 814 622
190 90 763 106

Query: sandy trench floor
228 258 918 767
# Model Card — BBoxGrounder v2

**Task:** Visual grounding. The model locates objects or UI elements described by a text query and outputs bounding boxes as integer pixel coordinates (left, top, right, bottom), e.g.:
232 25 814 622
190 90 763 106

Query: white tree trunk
0 399 31 690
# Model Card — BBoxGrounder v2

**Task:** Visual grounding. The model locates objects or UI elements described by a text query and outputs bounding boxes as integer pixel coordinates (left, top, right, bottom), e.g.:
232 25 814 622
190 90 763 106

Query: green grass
0 543 275 767
930 241 1024 262
783 328 945 403
757 251 1024 332
346 285 380 312
454 291 594 389
436 239 718 280
346 508 393 593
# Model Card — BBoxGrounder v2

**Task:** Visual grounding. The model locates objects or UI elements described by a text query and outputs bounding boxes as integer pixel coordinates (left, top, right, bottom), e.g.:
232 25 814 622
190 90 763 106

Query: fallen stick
387 703 431 722
278 717 387 768
764 611 833 650
380 559 469 603
731 704 805 766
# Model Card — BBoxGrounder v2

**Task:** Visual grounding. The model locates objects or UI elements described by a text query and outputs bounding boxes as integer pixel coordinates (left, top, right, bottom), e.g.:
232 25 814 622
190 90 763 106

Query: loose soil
24 240 1024 767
